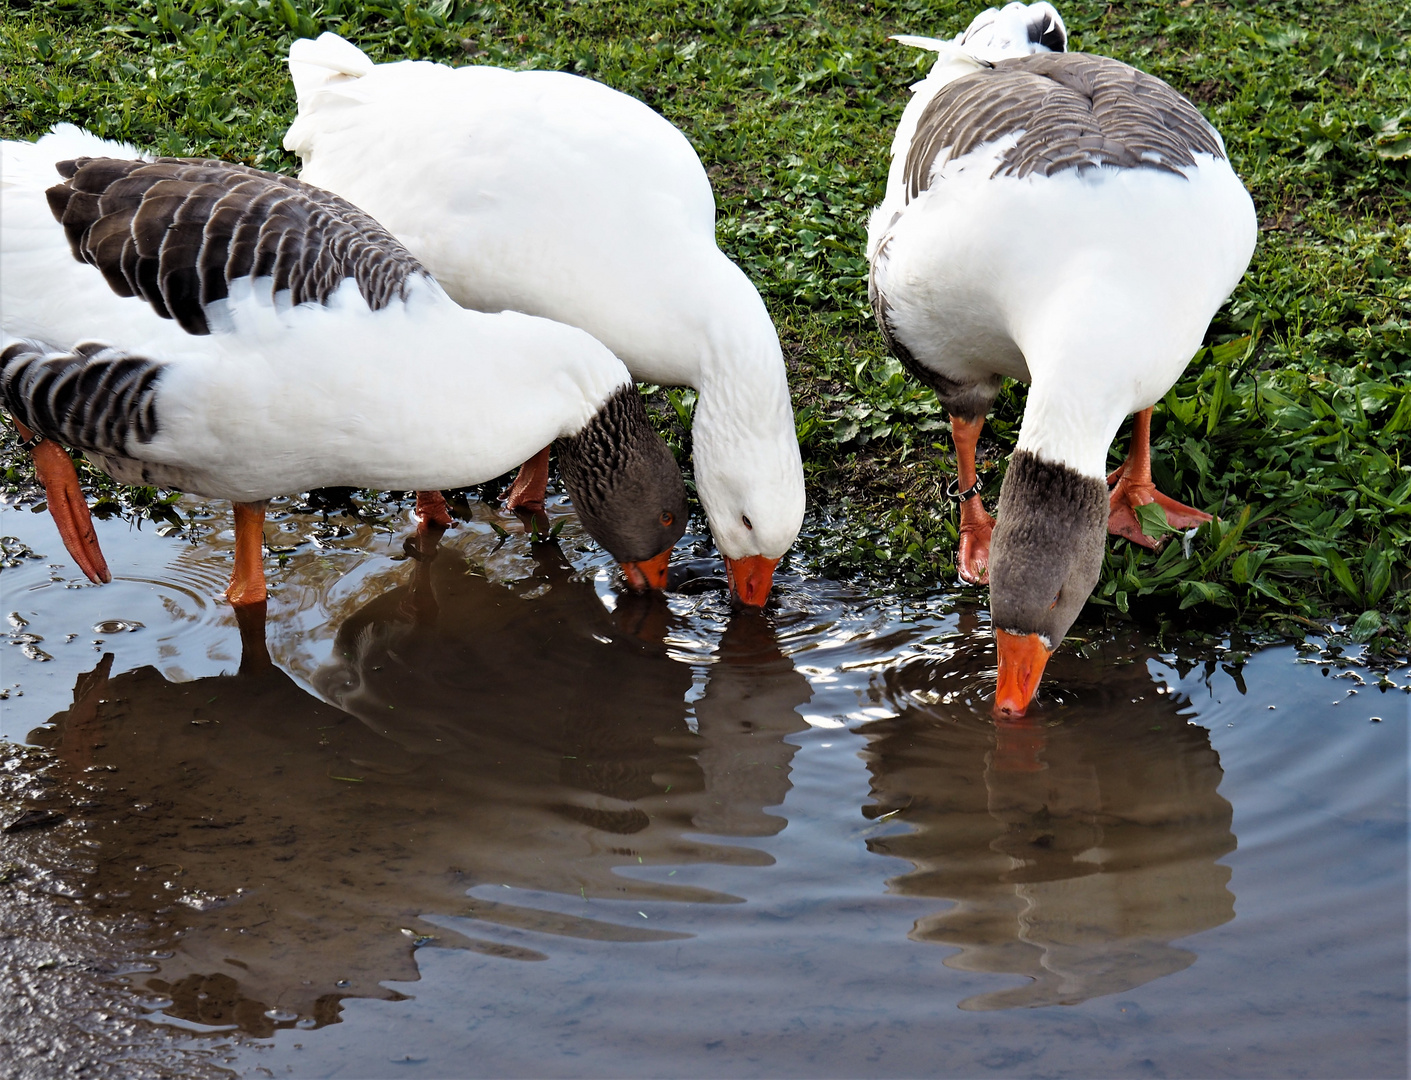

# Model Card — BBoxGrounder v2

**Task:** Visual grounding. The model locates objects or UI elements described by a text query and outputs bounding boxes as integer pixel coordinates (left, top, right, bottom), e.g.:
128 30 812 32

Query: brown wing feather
47 157 429 335
904 53 1225 201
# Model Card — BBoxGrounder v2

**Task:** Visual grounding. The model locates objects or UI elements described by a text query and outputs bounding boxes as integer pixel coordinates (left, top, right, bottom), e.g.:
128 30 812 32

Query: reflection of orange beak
725 554 779 607
991 715 1046 773
620 548 672 592
993 629 1053 718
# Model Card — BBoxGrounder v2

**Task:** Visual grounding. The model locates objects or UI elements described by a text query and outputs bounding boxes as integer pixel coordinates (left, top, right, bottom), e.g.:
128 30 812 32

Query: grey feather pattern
989 450 1108 646
46 157 429 335
904 53 1225 201
1 339 163 457
556 385 688 564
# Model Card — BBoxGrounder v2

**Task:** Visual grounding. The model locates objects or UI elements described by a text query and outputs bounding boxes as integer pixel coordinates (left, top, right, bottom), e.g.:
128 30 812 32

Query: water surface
1 495 1405 1078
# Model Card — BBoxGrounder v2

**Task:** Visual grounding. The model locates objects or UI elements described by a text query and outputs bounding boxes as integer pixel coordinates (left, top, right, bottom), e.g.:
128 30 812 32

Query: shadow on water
24 537 811 1037
864 611 1235 1009
3 499 1405 1077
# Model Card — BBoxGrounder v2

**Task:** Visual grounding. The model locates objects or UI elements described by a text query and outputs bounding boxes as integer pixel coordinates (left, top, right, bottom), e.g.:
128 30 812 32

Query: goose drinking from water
1 127 686 606
866 3 1256 714
282 33 805 606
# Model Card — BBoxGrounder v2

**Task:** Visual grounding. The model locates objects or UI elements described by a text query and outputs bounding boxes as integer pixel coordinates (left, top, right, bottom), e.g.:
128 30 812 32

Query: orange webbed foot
1108 478 1212 549
414 489 454 531
957 496 995 585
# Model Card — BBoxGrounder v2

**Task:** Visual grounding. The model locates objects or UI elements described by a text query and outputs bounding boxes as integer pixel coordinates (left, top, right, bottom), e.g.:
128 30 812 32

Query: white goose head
692 401 806 607
685 273 806 608
958 2 1067 61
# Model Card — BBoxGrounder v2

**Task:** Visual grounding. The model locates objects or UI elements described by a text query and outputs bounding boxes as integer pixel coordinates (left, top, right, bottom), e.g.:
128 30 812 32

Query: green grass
2 0 1409 653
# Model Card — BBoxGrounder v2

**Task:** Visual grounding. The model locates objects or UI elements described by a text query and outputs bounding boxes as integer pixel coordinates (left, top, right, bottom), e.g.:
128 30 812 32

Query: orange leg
951 414 995 585
225 501 268 608
1108 407 1212 548
413 489 453 531
17 422 111 584
502 446 550 514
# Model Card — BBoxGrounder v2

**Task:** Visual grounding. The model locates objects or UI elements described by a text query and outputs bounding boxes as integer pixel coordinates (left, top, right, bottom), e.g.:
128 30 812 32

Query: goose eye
742 515 753 530
660 511 674 527
1050 590 1061 610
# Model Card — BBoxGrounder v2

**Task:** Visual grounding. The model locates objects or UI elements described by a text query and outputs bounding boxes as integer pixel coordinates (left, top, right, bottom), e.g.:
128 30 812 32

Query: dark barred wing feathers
5 157 428 461
1 339 162 458
903 53 1225 202
46 157 429 335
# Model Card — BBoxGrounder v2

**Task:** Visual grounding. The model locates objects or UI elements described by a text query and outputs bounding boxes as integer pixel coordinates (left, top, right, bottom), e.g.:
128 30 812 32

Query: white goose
867 3 1257 713
282 33 805 607
1 126 686 605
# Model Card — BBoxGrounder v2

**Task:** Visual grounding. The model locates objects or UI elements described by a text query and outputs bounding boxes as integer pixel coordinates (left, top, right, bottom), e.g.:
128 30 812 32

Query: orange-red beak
620 548 672 593
725 554 778 607
993 629 1053 718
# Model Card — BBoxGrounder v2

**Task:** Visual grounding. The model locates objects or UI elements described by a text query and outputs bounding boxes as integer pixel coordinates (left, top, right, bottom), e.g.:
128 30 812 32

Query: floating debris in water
176 890 232 912
6 624 52 661
0 538 44 569
92 620 144 634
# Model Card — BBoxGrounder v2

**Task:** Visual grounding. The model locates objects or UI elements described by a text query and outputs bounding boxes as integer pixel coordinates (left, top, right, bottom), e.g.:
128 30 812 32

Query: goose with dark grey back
2 126 686 608
867 3 1257 713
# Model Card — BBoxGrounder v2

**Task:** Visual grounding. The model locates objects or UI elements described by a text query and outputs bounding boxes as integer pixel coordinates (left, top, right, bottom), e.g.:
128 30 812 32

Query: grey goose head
987 450 1108 716
557 385 688 590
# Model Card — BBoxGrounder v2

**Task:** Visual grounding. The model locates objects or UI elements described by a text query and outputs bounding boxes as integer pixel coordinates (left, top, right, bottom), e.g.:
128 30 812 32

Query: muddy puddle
1 493 1406 1078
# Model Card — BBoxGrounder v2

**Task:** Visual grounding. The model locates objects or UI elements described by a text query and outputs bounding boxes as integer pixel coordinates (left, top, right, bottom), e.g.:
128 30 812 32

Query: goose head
958 2 1067 61
691 387 806 608
988 450 1107 717
678 267 806 608
556 384 688 590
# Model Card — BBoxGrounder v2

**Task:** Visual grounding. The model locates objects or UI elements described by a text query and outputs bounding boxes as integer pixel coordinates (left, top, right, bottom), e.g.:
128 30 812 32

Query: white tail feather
2 125 143 188
889 35 990 70
890 34 953 52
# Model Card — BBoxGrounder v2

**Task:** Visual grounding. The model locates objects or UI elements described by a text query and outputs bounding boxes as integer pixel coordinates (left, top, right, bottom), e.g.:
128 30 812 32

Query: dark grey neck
556 385 687 564
989 449 1109 646
558 386 649 503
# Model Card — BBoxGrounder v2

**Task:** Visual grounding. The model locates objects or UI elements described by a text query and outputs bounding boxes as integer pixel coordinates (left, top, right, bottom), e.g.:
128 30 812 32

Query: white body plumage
867 3 1258 480
283 35 805 563
1 128 631 504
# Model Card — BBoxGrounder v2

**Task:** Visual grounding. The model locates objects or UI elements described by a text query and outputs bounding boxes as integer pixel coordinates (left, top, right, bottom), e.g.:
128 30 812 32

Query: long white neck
688 261 805 561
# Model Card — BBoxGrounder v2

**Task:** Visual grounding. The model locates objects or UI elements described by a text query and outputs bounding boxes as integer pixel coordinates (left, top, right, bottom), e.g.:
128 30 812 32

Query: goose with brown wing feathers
867 3 1256 714
1 127 686 606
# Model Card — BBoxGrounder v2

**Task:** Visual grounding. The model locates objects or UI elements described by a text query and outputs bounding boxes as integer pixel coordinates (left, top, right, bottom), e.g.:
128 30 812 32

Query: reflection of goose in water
864 626 1234 1009
28 540 810 1034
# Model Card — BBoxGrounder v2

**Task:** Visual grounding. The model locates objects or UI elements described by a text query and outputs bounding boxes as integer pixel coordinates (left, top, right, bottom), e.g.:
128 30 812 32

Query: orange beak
993 629 1053 718
620 548 672 592
725 554 779 607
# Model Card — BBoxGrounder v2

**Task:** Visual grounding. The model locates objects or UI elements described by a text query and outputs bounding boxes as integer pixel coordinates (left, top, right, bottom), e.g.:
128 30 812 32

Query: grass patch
2 0 1408 653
